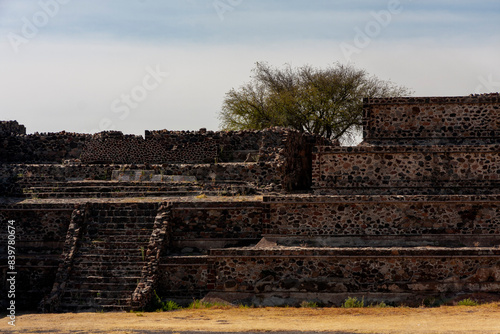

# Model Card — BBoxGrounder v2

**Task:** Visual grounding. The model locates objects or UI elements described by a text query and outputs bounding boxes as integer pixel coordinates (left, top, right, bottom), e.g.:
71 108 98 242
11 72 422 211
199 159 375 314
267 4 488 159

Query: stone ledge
263 194 500 203
364 94 500 105
209 247 500 257
315 144 500 153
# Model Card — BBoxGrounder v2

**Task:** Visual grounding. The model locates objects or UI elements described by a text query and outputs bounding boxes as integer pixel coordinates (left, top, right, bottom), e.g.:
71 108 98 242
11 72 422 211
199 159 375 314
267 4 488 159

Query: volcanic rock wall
362 94 500 145
312 145 500 194
208 247 500 306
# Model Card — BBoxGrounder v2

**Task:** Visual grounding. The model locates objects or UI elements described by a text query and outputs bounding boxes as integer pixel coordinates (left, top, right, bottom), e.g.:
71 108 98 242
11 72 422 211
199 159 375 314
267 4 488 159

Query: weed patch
342 297 364 308
457 298 479 306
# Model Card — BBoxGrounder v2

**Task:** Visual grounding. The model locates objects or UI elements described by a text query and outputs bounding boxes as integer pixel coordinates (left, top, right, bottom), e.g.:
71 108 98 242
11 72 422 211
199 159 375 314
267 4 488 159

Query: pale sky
1 0 499 135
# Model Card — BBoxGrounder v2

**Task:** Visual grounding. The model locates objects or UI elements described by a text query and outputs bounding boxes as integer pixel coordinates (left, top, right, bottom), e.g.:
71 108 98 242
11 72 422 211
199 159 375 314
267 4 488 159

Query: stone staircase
21 180 254 199
57 202 158 311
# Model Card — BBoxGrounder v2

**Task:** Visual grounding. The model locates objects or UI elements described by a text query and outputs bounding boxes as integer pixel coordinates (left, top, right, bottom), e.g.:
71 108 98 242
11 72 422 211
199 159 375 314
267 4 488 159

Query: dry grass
2 304 500 333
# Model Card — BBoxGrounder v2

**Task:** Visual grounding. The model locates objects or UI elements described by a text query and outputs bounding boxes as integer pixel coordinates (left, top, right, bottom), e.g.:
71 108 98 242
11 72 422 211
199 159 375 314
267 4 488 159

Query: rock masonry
0 93 499 311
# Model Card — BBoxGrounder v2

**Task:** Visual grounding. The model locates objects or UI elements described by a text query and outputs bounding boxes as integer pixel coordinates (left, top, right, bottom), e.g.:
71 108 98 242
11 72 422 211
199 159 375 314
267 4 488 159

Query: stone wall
0 163 116 196
145 129 262 152
312 145 500 194
79 131 219 164
208 247 500 306
263 195 500 246
0 121 26 136
78 127 328 169
1 126 331 191
157 256 209 302
169 201 263 253
0 204 73 310
0 132 90 163
0 161 285 196
362 94 500 145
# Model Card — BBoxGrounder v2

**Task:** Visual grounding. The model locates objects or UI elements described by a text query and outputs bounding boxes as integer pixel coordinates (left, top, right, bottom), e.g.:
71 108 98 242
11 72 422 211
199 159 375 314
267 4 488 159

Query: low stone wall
0 163 117 196
170 201 263 253
145 129 262 152
208 247 500 306
0 121 26 136
312 145 500 194
157 256 209 303
1 256 61 310
0 127 283 165
1 126 331 192
80 132 219 164
263 195 500 242
0 160 286 196
0 204 74 310
362 94 500 145
0 132 90 164
0 204 73 250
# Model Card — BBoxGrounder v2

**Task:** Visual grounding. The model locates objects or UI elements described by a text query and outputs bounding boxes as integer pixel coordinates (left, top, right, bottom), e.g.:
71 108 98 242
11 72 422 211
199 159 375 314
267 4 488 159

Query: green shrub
341 297 364 308
149 291 180 312
161 300 181 311
457 298 479 306
300 301 318 308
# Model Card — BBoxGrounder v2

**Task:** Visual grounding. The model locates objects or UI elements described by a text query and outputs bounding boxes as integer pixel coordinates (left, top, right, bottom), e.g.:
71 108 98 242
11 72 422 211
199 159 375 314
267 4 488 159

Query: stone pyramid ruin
1 93 499 311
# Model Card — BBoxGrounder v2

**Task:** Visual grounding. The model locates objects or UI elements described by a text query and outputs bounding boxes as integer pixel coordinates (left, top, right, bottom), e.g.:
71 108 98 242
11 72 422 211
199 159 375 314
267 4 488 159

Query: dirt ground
2 304 500 334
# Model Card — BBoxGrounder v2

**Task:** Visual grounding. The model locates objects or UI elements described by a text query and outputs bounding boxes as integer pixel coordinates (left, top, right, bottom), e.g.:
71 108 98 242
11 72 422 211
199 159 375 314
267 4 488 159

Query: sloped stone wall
312 145 500 194
208 247 500 306
169 201 263 253
363 94 500 145
0 205 73 310
263 195 500 240
157 256 209 301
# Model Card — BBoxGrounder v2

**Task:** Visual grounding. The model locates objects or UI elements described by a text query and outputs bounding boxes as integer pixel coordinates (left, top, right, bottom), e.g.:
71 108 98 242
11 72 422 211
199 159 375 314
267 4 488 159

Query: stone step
63 289 134 299
86 222 155 229
82 235 151 243
76 249 147 258
81 241 151 249
65 281 138 291
52 201 161 312
314 182 500 196
74 259 146 268
25 185 203 193
73 255 145 262
22 181 252 198
79 242 154 250
86 228 153 236
71 258 145 265
70 275 142 283
60 296 132 307
70 268 145 276
87 214 156 220
25 191 203 198
20 180 199 187
85 231 153 239
88 203 159 210
260 235 500 248
88 217 155 223
70 268 143 277
88 208 156 220
86 223 154 230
